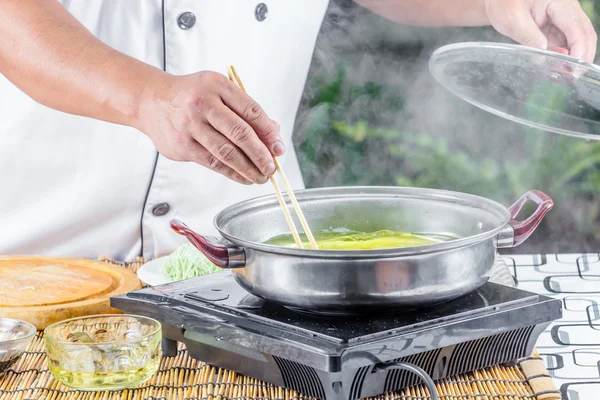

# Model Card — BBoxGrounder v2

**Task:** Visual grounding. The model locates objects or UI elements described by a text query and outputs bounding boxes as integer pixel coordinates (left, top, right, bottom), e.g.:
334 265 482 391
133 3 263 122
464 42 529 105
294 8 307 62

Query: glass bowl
44 314 162 391
0 318 36 374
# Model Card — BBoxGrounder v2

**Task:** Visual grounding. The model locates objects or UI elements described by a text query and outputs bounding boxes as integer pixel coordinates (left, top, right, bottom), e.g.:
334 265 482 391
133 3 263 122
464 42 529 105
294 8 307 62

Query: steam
294 1 513 186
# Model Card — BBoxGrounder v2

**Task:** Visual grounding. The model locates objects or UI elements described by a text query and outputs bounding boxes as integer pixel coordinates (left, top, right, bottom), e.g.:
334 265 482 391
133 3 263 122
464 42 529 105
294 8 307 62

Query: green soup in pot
264 229 449 250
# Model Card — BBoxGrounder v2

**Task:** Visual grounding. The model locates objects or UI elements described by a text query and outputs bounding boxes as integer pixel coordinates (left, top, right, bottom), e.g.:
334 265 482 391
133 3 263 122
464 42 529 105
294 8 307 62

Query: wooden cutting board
0 256 142 329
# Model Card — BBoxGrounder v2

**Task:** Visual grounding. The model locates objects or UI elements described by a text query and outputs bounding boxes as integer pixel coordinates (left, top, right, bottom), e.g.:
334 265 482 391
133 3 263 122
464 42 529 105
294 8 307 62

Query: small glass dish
44 314 162 391
0 318 36 374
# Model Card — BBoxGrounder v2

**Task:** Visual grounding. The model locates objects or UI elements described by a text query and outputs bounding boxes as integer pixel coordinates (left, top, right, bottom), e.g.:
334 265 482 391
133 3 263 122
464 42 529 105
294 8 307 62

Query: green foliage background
293 0 600 254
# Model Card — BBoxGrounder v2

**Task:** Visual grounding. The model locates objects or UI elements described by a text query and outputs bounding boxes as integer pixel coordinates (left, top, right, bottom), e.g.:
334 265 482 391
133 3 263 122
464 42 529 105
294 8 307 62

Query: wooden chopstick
267 169 306 249
226 65 318 250
271 157 318 249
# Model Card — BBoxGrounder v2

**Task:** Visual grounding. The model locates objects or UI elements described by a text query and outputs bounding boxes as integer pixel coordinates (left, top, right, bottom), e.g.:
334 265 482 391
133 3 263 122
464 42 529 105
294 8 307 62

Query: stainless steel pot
170 186 552 313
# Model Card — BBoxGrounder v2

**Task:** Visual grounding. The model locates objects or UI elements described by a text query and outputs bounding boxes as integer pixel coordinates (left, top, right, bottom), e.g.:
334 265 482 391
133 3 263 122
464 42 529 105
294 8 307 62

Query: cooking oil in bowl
49 357 161 390
44 315 161 391
264 229 453 250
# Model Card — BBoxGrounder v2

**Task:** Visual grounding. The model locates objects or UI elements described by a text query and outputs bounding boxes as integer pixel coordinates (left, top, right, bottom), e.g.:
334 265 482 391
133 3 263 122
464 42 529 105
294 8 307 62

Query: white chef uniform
0 0 329 261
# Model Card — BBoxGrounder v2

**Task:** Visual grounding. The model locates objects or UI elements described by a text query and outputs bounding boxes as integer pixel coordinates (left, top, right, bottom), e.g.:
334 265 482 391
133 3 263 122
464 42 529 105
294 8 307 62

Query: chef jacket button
255 3 268 21
177 12 196 30
152 203 170 216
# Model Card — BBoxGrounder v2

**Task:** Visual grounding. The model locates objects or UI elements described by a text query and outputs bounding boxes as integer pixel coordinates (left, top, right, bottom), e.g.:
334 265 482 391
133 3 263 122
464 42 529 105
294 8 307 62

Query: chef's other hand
137 71 284 185
486 0 597 62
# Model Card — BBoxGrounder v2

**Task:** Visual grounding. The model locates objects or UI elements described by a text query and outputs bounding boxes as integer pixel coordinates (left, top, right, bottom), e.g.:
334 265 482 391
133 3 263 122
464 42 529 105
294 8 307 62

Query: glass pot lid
429 42 600 140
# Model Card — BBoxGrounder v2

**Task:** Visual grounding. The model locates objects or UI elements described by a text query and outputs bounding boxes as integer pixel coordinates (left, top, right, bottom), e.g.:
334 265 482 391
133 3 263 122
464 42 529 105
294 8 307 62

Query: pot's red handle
169 219 245 268
508 190 554 247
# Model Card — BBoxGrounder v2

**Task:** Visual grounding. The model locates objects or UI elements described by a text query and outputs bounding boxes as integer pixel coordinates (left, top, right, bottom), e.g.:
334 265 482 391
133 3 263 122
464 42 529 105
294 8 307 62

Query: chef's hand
485 0 597 62
137 71 284 185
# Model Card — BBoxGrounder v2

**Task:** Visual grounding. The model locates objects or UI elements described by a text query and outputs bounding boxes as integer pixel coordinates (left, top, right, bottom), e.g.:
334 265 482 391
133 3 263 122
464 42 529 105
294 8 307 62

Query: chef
0 0 596 261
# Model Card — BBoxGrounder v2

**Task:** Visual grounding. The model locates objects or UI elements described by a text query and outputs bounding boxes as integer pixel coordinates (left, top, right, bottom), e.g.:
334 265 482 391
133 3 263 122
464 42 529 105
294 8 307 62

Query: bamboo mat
0 258 561 400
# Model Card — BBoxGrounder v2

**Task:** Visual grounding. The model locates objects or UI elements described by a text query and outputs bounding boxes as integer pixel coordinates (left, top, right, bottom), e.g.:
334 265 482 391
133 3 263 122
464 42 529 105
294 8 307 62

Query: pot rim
213 186 512 258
